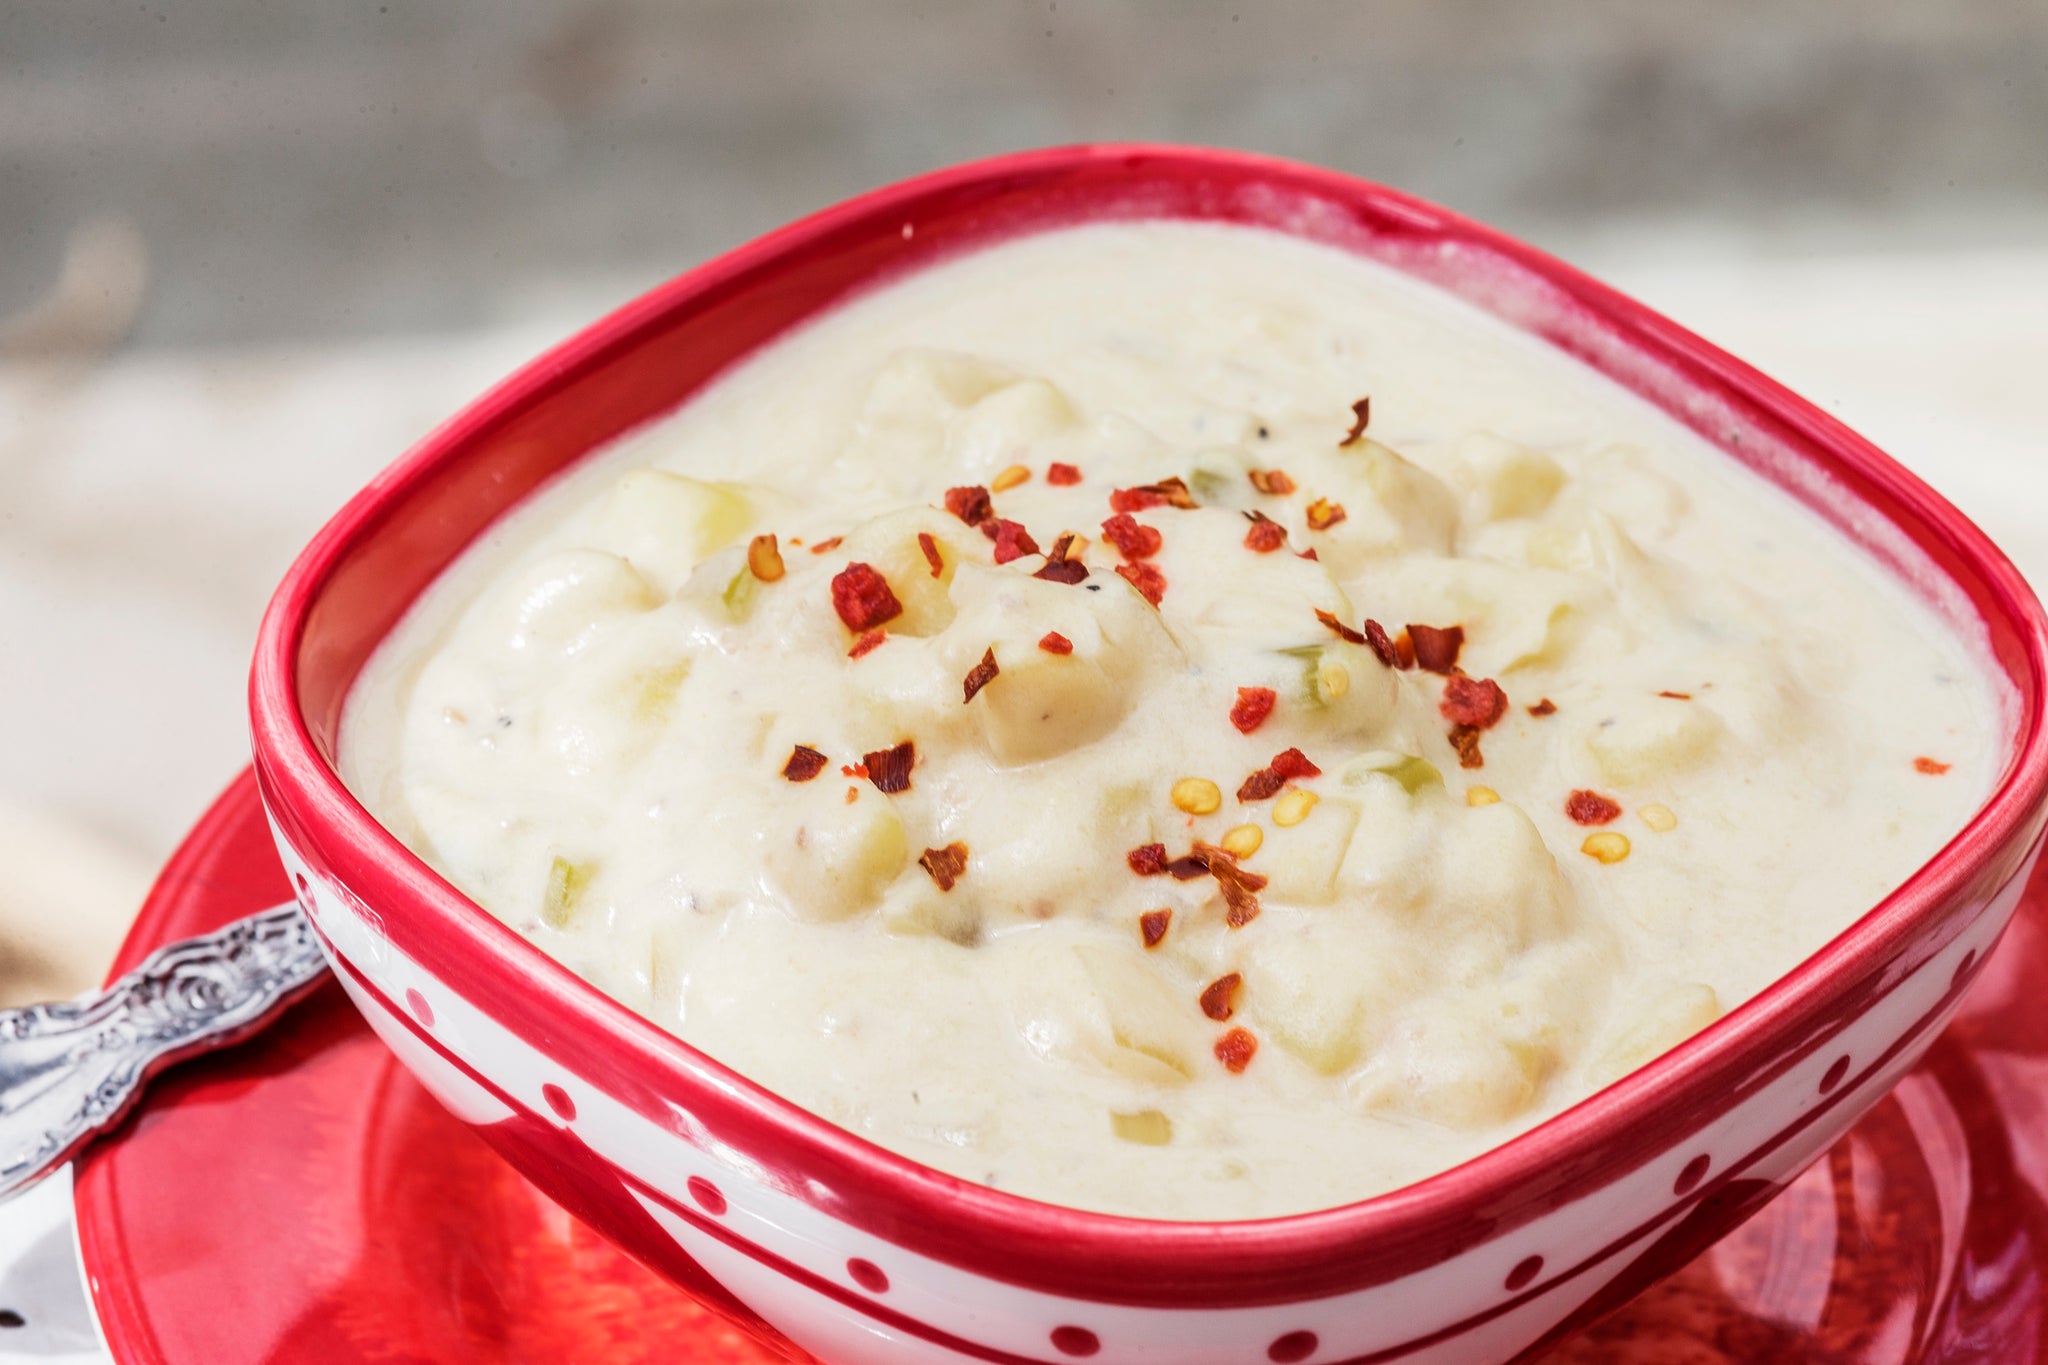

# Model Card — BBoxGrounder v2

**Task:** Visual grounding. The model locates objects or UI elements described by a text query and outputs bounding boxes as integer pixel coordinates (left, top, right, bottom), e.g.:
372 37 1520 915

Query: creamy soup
340 222 1997 1220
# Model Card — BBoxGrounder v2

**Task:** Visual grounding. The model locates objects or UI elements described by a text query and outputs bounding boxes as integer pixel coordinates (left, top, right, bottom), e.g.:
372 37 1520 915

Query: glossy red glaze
73 774 2048 1363
247 146 2048 1311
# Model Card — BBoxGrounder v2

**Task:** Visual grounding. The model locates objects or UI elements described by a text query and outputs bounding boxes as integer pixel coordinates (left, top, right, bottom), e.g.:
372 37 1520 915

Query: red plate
74 772 2048 1363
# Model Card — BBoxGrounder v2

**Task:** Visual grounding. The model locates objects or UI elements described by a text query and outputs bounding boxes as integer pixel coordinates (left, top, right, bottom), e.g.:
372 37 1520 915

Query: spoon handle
0 902 327 1200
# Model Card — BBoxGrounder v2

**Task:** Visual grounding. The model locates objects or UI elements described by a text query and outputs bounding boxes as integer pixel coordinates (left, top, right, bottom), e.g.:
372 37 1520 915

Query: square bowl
250 144 2048 1365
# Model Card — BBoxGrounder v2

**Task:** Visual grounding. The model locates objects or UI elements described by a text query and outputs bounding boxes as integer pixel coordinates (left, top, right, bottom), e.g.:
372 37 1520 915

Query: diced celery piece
1188 467 1234 502
721 566 756 621
542 855 599 930
1343 751 1442 795
1278 644 1327 705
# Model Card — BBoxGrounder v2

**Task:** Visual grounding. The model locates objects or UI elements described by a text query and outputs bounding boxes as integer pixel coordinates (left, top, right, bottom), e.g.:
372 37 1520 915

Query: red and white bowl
249 145 2048 1365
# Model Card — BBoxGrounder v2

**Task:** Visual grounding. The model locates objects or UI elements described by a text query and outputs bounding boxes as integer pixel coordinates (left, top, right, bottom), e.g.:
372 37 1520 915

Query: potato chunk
839 507 978 637
1250 919 1419 1075
589 470 758 592
1586 696 1725 785
762 786 909 922
1454 432 1566 523
1359 1013 1549 1128
477 549 658 660
1425 800 1575 951
1310 439 1460 575
1257 796 1361 906
1007 937 1207 1086
941 562 1177 765
849 350 1077 486
948 377 1078 469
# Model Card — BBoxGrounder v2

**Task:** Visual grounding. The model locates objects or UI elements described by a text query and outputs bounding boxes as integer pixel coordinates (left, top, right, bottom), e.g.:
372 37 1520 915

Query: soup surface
341 222 1996 1220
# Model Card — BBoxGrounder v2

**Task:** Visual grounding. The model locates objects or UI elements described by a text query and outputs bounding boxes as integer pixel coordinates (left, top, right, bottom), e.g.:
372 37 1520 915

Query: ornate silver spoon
0 904 327 1201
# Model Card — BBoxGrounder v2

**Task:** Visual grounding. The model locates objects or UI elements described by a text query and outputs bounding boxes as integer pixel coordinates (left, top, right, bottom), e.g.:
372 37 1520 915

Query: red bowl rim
250 142 2048 1304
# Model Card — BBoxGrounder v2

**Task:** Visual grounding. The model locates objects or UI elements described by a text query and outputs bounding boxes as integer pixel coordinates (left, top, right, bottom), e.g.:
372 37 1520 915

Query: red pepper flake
841 762 868 779
1243 512 1288 553
1315 608 1368 646
1915 756 1952 775
1215 1027 1259 1073
1305 497 1348 531
1237 767 1287 802
918 841 970 891
1270 747 1322 780
1408 623 1465 674
862 740 916 794
1230 686 1277 734
1038 631 1074 655
1394 632 1417 670
1297 547 1319 561
831 562 904 632
1440 675 1507 729
1046 462 1082 486
1220 749 1318 802
987 519 1042 564
1248 468 1297 495
1565 790 1623 825
847 629 888 659
944 485 994 527
1109 477 1197 513
1116 561 1167 607
962 647 1000 703
1033 532 1090 585
1139 908 1172 949
1447 724 1485 769
1528 698 1558 717
809 535 844 555
1360 619 1400 668
1166 851 1213 880
844 785 859 804
917 531 944 578
781 745 828 782
1100 512 1163 560
1340 397 1372 446
1658 690 1693 701
1127 843 1169 876
1203 846 1269 929
1199 973 1243 1021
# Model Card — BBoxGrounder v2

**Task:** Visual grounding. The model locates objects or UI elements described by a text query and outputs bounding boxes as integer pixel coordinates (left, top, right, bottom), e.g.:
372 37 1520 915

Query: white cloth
0 1170 109 1365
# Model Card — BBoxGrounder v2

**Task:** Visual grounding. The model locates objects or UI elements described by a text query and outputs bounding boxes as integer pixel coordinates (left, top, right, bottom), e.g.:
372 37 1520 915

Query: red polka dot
540 1083 576 1121
846 1258 889 1293
1819 1054 1851 1095
404 988 434 1027
1050 1326 1100 1357
688 1176 727 1216
1505 1254 1543 1291
1674 1153 1712 1196
1268 1329 1319 1362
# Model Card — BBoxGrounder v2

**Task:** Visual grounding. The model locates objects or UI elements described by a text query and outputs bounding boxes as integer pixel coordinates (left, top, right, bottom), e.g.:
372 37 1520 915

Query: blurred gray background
3 0 2048 1002
7 0 2048 347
